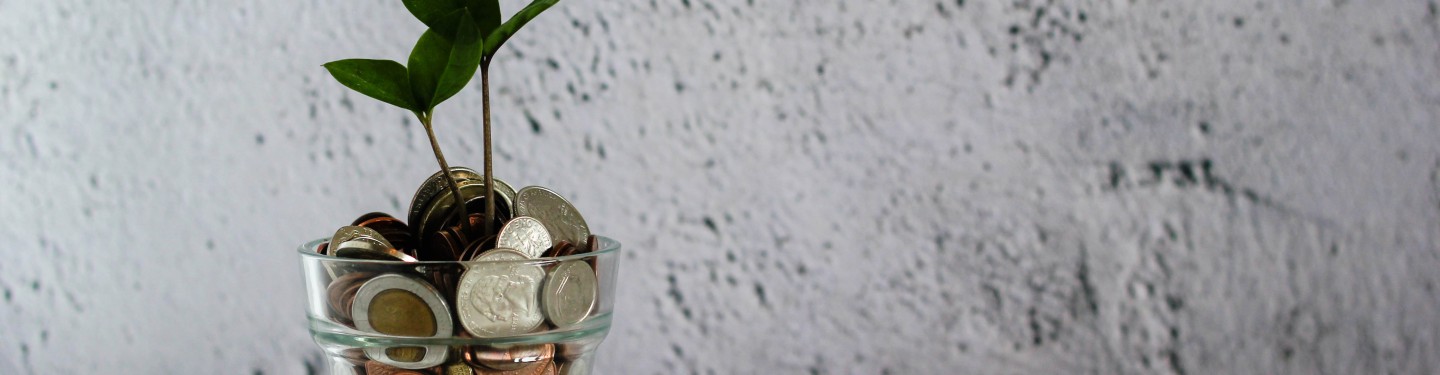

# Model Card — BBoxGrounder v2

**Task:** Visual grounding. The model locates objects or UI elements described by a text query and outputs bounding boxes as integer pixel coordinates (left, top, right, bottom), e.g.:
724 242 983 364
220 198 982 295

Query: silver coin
492 177 518 217
351 274 452 369
332 239 417 262
330 225 394 250
515 186 591 248
456 248 546 338
329 226 414 262
542 260 597 329
496 216 552 259
408 167 482 228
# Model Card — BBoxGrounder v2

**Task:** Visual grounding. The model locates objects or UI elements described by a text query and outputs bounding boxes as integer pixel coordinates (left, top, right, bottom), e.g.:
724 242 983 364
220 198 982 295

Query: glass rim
297 235 620 264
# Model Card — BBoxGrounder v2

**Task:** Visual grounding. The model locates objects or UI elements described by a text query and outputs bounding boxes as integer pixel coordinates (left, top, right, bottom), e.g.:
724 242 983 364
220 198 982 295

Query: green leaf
403 0 501 41
471 0 502 41
322 59 417 111
483 0 559 59
407 9 484 110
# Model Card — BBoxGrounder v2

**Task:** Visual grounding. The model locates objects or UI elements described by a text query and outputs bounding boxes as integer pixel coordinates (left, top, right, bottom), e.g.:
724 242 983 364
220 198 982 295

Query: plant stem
481 65 496 236
417 111 469 241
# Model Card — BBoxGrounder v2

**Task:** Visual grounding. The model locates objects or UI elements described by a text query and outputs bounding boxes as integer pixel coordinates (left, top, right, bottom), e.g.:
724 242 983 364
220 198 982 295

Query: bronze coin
359 216 415 251
326 272 373 325
558 242 581 257
419 229 463 261
439 362 476 375
352 211 395 226
339 281 365 320
543 241 572 258
365 360 429 375
459 235 487 261
464 344 553 371
463 346 554 374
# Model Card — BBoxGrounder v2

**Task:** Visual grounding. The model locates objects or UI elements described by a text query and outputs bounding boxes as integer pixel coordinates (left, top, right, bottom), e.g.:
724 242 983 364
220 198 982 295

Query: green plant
323 0 560 233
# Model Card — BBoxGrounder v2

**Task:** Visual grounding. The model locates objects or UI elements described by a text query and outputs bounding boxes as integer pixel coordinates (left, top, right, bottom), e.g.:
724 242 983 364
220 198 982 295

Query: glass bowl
298 236 620 374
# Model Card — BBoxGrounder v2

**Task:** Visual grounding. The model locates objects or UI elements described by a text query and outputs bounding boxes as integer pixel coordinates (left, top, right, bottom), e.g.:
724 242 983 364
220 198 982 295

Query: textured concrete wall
3 0 1440 373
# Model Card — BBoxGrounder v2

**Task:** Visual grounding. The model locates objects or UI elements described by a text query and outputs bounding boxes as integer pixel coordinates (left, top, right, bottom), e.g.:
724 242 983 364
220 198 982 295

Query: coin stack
316 167 601 375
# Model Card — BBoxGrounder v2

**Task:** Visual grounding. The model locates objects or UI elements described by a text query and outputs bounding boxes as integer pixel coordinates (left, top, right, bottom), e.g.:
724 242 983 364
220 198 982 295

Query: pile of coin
315 167 601 374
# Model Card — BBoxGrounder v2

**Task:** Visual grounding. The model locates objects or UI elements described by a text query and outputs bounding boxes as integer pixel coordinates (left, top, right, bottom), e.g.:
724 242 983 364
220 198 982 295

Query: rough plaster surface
3 0 1440 374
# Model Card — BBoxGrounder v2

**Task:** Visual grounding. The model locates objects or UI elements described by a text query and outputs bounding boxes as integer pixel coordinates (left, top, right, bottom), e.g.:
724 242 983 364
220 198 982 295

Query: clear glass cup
298 236 620 374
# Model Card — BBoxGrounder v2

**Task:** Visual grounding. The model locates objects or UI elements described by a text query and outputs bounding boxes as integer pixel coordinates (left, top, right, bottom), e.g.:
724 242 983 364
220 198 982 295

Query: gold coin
384 346 427 362
369 289 438 336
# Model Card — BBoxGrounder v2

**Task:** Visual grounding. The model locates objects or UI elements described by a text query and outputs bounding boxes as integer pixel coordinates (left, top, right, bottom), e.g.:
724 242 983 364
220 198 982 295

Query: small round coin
352 274 453 369
456 249 547 338
541 260 598 328
496 216 552 259
514 186 590 248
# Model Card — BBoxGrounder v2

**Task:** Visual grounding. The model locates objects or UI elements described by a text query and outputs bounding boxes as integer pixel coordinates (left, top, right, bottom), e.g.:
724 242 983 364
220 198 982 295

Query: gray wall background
3 0 1439 373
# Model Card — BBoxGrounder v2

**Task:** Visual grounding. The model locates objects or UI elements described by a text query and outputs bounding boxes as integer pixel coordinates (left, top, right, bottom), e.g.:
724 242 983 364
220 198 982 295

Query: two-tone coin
542 261 597 328
515 187 590 249
352 274 453 369
496 216 552 259
456 249 546 337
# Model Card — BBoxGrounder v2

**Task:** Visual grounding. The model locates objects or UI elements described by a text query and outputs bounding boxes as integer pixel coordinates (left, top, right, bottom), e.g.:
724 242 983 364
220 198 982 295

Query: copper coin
459 233 498 261
339 281 365 320
359 215 415 251
557 242 580 257
351 211 395 226
420 228 464 261
584 235 600 271
365 360 430 375
463 344 554 371
338 348 367 365
543 241 573 258
326 272 374 324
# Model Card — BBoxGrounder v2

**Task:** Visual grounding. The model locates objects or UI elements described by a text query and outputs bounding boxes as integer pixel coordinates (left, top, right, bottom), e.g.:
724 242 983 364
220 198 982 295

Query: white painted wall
3 0 1439 373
